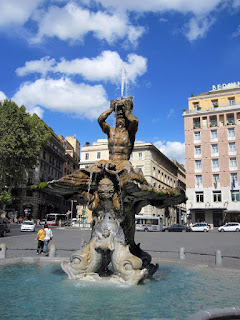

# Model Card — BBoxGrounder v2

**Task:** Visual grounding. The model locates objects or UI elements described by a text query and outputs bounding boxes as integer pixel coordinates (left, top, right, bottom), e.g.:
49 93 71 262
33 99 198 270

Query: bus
46 213 67 226
135 215 163 232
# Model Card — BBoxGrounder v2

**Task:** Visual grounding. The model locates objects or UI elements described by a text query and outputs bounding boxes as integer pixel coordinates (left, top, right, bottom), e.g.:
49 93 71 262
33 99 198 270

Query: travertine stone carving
48 97 186 285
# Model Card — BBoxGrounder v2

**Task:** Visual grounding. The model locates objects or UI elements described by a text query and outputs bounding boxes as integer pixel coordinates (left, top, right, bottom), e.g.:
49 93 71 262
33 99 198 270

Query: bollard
0 243 7 259
49 243 56 258
179 247 185 260
215 250 222 266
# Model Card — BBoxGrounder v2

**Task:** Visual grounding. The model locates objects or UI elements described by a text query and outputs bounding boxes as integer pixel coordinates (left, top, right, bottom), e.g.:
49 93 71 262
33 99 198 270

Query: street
1 225 240 269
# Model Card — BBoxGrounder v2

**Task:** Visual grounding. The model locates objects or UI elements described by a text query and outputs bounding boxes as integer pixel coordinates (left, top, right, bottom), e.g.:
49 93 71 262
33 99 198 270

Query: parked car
218 222 240 232
0 219 6 237
21 221 35 232
0 218 10 233
191 223 209 232
163 224 191 232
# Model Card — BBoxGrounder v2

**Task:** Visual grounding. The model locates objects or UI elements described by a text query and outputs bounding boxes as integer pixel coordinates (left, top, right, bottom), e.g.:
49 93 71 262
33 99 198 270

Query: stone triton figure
98 97 138 161
48 96 186 285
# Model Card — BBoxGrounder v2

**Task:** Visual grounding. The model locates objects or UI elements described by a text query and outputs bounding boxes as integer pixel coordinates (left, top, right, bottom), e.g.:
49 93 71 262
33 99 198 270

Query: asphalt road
1 225 240 269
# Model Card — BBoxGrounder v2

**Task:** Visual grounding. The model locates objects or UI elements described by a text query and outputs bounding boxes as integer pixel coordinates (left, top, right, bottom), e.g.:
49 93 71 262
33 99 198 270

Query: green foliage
39 182 48 190
0 191 12 209
0 99 51 189
30 182 48 190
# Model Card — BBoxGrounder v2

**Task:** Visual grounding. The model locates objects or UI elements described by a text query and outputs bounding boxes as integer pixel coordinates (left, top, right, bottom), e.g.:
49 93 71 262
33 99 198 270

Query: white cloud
167 108 175 118
16 57 56 77
12 78 108 120
0 0 42 27
0 91 7 101
232 0 240 8
90 0 223 16
31 3 144 45
15 51 147 83
232 25 240 38
29 106 44 118
89 0 224 41
185 16 215 41
154 140 185 165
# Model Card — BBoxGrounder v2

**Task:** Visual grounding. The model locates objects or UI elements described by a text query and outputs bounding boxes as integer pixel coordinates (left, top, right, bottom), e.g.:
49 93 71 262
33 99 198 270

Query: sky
0 0 240 165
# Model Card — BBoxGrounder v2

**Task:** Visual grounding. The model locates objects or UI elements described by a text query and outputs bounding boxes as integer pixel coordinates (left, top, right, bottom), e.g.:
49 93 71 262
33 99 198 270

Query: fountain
48 96 185 285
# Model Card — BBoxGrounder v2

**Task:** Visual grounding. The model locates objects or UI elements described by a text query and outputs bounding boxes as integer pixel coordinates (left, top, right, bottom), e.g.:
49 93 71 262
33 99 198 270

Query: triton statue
48 97 186 285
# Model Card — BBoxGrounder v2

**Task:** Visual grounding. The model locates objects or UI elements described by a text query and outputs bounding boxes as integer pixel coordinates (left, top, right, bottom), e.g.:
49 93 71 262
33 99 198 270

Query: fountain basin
1 260 240 320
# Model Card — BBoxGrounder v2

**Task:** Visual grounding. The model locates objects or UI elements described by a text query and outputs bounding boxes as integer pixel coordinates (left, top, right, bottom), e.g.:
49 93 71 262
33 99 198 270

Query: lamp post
70 200 73 224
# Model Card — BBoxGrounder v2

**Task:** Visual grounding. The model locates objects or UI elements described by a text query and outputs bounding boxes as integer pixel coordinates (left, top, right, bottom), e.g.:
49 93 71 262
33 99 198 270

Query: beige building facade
80 139 186 227
184 83 240 227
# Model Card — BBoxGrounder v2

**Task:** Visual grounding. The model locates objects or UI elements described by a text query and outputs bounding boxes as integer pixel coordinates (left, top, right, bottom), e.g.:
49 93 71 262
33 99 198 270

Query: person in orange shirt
34 225 45 254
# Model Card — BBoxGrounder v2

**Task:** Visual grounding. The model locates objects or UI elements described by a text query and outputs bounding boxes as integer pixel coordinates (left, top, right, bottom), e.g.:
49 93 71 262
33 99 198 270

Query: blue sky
0 0 240 165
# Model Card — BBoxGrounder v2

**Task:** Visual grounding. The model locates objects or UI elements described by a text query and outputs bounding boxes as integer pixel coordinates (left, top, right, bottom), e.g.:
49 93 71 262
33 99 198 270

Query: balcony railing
183 103 240 115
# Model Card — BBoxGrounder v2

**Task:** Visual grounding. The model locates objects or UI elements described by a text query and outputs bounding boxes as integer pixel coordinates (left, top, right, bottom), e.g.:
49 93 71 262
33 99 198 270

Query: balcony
183 103 240 115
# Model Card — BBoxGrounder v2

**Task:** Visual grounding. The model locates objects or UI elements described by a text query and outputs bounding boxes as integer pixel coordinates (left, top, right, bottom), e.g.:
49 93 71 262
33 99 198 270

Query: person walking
44 224 53 257
35 225 45 254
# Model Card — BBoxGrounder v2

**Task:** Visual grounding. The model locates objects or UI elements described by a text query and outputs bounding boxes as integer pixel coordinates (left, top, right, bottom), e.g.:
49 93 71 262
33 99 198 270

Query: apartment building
58 135 80 175
184 82 240 227
9 133 68 220
80 139 186 227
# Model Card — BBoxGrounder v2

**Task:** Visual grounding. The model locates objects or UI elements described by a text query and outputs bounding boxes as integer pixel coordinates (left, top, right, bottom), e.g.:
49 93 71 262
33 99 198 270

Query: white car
191 223 210 232
218 222 240 232
21 221 35 232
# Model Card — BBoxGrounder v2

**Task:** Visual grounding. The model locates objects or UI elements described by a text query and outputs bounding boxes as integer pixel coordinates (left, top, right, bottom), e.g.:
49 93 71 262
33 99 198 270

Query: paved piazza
1 225 240 269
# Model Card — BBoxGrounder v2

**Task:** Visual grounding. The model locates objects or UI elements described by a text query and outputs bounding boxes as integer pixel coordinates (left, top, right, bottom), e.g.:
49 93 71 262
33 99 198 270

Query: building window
195 160 202 171
194 145 201 157
153 167 155 177
193 103 199 111
212 159 219 170
212 100 218 108
231 173 238 188
229 142 236 154
97 152 101 159
211 144 218 155
230 158 237 169
130 154 133 161
158 170 160 179
213 191 222 202
194 131 201 142
229 97 235 106
138 152 142 160
227 114 235 125
193 117 200 129
213 174 220 188
210 130 218 141
228 128 235 140
196 192 204 203
231 190 240 202
85 153 89 160
210 115 217 127
195 175 202 187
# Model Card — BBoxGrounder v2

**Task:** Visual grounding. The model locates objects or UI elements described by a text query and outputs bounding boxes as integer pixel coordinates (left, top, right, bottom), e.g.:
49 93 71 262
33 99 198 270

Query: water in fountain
116 173 124 216
80 172 93 248
1 262 240 320
121 66 129 98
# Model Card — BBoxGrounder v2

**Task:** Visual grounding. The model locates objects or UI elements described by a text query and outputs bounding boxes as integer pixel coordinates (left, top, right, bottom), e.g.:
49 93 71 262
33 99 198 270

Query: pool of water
1 262 240 320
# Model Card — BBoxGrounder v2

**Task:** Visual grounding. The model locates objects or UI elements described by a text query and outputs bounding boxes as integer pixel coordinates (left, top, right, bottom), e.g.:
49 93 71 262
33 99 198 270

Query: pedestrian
44 224 53 257
34 225 45 254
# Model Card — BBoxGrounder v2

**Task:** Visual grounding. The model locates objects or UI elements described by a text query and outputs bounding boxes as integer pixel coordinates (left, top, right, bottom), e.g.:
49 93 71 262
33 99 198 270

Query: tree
0 191 12 211
0 99 51 191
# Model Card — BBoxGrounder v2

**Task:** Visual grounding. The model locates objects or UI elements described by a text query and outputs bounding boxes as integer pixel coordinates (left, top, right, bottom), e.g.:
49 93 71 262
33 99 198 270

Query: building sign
212 82 240 91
